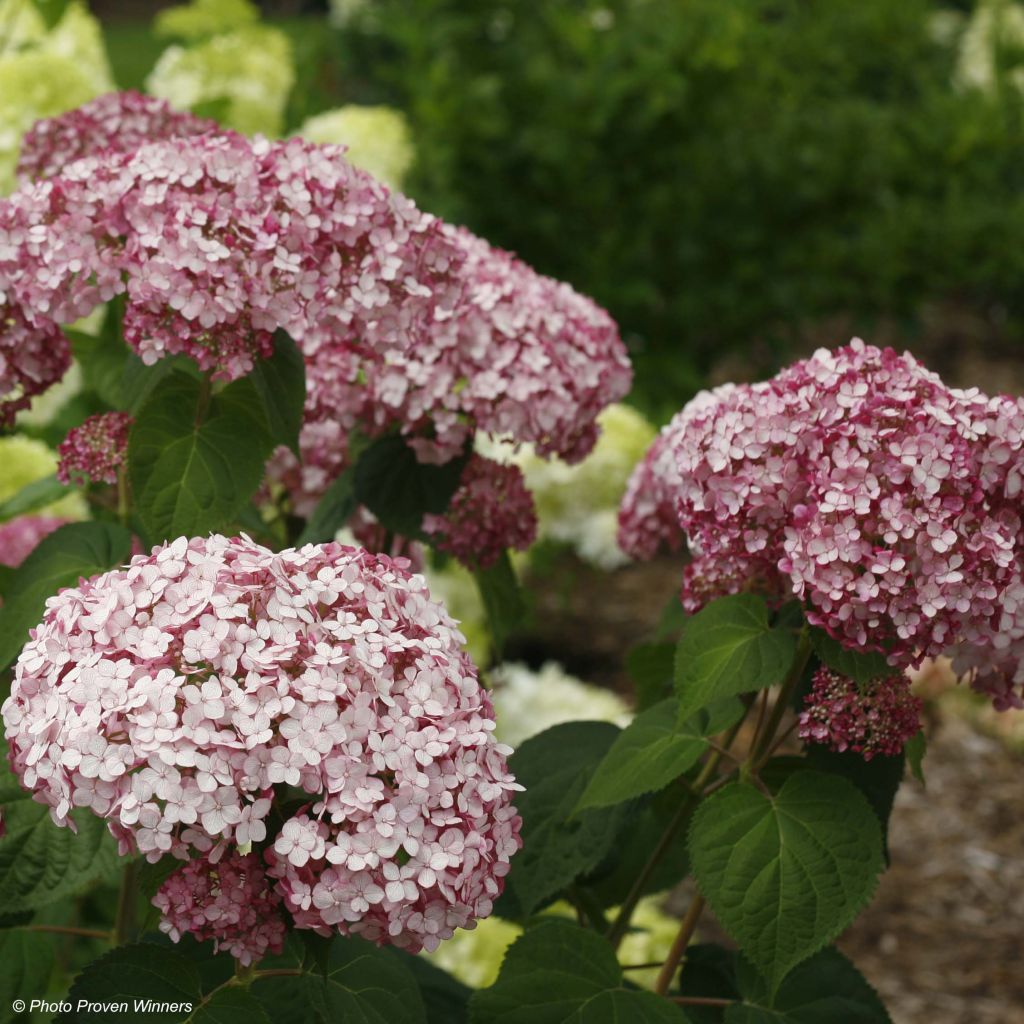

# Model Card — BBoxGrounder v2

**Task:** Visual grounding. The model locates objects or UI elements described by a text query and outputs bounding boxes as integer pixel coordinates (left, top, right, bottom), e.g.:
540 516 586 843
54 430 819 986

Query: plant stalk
654 893 706 996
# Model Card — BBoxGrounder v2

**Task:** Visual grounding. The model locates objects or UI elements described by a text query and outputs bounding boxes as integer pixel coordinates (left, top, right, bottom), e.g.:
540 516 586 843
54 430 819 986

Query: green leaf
809 630 891 685
0 475 72 523
501 722 629 917
626 642 675 711
474 551 525 659
675 595 796 722
582 788 692 909
470 919 688 1023
296 468 356 545
129 372 272 541
68 326 133 409
121 353 202 414
726 947 892 1024
248 329 306 457
805 748 904 855
0 748 119 914
191 988 273 1024
59 943 201 1022
304 936 426 1024
688 770 884 991
677 944 739 1024
575 698 718 813
904 731 926 784
388 951 471 1024
354 434 469 539
0 929 54 1024
0 522 133 670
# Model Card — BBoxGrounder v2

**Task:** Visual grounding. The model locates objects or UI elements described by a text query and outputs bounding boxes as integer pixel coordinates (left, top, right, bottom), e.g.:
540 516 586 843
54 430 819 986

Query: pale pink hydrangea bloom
620 339 1024 708
57 412 132 486
798 667 922 760
422 455 537 570
3 535 521 953
153 850 286 965
0 516 66 568
17 92 218 183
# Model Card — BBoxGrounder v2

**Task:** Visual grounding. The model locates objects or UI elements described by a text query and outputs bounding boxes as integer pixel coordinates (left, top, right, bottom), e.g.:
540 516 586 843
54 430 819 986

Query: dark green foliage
334 0 1024 414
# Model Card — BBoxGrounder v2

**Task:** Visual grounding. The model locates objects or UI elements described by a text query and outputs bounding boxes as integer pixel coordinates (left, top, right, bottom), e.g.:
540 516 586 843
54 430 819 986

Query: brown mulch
838 710 1024 1024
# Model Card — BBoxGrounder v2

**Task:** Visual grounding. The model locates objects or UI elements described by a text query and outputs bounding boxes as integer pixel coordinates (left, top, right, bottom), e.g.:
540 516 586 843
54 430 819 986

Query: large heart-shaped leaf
688 770 884 990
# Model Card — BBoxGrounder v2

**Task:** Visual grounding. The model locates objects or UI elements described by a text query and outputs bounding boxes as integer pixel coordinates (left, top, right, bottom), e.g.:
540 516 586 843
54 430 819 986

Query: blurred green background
93 0 1024 415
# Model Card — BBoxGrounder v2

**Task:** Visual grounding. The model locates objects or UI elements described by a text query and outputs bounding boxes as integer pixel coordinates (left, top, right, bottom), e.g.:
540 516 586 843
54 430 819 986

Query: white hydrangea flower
154 0 259 41
0 0 113 192
490 661 630 747
146 25 294 136
956 0 1024 93
480 403 657 570
297 105 415 190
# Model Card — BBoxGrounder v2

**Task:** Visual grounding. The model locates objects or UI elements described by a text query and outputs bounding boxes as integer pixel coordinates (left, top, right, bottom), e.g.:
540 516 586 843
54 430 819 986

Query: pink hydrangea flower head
0 516 67 568
422 455 537 569
153 850 286 965
621 339 1024 708
17 91 219 182
57 412 133 486
798 667 922 760
3 534 521 953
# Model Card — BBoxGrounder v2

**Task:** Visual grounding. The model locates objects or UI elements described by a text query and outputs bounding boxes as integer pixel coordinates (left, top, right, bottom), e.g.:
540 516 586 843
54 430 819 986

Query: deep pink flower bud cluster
0 302 69 425
57 412 132 486
798 667 922 760
0 516 66 568
17 91 218 184
620 340 1024 709
2 535 521 955
153 850 287 965
422 455 537 570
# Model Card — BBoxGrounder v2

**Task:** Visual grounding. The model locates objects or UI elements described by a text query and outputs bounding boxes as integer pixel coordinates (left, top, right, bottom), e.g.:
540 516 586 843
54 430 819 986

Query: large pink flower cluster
2 535 521 954
284 224 631 519
620 340 1024 708
3 93 630 555
1 103 455 381
422 455 537 569
154 850 287 965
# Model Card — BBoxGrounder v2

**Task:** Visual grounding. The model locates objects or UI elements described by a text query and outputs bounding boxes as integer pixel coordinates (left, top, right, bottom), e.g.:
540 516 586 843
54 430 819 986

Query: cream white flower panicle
297 106 415 191
146 0 294 136
0 0 113 192
2 535 522 956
